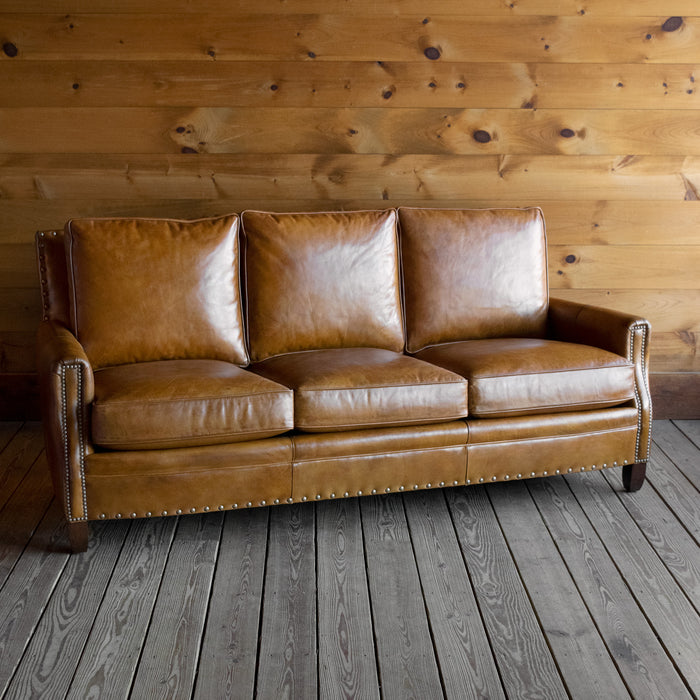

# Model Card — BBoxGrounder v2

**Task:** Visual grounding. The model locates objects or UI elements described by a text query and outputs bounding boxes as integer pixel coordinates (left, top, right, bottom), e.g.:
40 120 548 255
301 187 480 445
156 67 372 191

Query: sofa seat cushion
251 347 468 432
92 360 294 450
415 338 635 418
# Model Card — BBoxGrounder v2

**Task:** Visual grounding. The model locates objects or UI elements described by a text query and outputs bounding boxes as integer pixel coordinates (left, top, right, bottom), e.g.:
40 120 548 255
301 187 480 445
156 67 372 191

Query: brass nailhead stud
233 503 238 508
568 468 573 473
413 484 419 489
603 463 607 468
453 480 459 486
357 490 363 496
371 489 377 494
244 501 251 507
531 472 536 477
203 506 210 512
274 499 280 504
131 513 137 518
505 475 510 480
99 513 106 519
543 471 548 476
613 461 618 466
517 473 522 478
316 494 322 500
426 482 432 488
344 492 350 497
439 481 445 487
259 501 266 506
466 479 471 484
330 493 335 498
491 476 497 481
399 485 405 491
302 496 307 502
479 477 485 483
555 470 561 474
190 507 196 513
146 512 152 517
161 511 167 516
175 509 182 515
384 487 390 493
219 504 225 510
116 513 122 519
287 498 293 503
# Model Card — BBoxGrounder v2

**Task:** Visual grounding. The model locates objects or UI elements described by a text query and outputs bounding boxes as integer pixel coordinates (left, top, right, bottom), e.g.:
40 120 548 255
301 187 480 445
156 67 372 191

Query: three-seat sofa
35 207 651 552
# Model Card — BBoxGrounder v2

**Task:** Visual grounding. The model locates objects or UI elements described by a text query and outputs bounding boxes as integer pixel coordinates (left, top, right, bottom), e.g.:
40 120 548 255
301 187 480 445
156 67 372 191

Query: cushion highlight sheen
399 207 549 352
65 215 248 369
415 338 635 417
242 210 404 362
251 347 468 432
92 360 293 450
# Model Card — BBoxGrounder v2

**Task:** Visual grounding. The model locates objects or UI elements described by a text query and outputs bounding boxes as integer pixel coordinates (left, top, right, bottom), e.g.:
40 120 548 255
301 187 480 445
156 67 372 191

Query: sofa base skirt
465 406 641 485
291 421 469 501
84 437 293 520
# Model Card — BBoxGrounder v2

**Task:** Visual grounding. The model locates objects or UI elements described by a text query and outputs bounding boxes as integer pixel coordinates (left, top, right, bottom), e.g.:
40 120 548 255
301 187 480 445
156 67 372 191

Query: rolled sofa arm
37 320 95 523
548 297 652 462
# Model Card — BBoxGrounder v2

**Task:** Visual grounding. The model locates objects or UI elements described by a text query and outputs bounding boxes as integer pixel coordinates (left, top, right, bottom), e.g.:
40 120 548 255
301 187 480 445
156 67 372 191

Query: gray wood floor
0 420 698 699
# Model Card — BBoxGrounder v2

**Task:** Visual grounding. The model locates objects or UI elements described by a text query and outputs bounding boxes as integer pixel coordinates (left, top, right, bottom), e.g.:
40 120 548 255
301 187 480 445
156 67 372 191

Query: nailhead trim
630 323 652 462
60 363 88 524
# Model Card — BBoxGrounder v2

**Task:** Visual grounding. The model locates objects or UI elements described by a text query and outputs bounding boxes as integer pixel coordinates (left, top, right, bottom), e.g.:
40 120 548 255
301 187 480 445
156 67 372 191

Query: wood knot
560 128 575 138
473 130 491 143
662 17 683 32
565 254 576 263
424 46 441 61
2 42 18 57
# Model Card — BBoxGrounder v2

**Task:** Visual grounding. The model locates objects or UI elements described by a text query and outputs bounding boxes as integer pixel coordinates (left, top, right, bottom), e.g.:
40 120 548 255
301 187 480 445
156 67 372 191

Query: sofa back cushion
242 210 404 362
398 207 549 353
65 215 249 369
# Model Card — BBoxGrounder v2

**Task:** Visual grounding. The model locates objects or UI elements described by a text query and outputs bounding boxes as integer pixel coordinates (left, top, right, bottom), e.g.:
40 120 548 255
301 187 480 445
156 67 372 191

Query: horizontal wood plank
4 106 700 156
1 154 699 201
2 14 699 63
3 61 699 110
5 1 700 16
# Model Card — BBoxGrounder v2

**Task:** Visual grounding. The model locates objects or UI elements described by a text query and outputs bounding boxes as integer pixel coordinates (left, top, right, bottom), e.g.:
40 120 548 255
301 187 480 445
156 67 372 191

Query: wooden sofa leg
68 521 89 553
622 462 646 492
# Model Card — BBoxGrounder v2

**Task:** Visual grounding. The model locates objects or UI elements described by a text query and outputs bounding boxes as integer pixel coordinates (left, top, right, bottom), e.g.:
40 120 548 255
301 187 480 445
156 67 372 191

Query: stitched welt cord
61 363 88 522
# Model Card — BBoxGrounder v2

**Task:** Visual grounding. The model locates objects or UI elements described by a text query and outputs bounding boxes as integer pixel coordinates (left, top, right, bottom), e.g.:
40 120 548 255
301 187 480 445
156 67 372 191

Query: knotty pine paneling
0 2 698 418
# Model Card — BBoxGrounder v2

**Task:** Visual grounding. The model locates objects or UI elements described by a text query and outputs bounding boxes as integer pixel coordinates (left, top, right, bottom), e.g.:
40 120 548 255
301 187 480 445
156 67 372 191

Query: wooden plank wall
1 0 699 418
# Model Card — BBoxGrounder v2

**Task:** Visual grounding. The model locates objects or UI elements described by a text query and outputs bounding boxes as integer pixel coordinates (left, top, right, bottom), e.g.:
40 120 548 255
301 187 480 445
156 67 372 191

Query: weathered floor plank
0 423 43 513
0 502 68 697
316 498 380 700
129 513 223 700
567 470 700 695
256 504 317 700
653 420 700 491
530 475 693 699
4 520 129 699
603 464 700 603
66 517 178 699
403 489 505 700
488 480 630 699
194 507 269 700
361 494 444 700
447 487 569 700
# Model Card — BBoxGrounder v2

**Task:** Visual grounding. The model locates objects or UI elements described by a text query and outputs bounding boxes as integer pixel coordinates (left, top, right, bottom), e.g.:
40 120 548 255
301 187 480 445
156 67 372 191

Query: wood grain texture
194 508 269 700
487 481 630 699
66 517 178 699
2 154 700 201
256 504 317 700
6 0 700 16
446 487 567 699
3 61 699 110
0 422 44 512
529 476 694 699
4 520 128 700
0 502 68 697
3 14 699 63
675 419 700 451
4 106 700 155
566 470 700 694
360 494 444 700
316 498 380 700
652 420 700 491
403 489 505 699
130 513 222 700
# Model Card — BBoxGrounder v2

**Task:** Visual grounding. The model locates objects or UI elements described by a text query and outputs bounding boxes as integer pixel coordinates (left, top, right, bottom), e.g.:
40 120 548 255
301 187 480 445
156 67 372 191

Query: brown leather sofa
35 207 652 552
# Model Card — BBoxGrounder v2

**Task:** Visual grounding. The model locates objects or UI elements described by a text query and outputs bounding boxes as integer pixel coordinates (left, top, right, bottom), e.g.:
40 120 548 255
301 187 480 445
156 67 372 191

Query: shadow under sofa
35 207 651 552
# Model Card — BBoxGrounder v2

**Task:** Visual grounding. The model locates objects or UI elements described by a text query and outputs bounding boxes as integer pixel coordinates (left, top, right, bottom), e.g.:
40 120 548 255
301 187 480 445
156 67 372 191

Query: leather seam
472 396 634 416
471 364 634 380
85 460 292 479
296 381 467 392
93 389 292 407
295 413 467 431
293 443 465 465
467 424 636 447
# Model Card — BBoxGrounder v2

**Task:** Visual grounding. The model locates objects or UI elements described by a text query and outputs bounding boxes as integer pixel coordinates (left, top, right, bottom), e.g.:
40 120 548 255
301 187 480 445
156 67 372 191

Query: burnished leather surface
293 421 468 460
36 231 71 327
398 207 548 352
467 406 638 443
466 421 638 484
36 320 95 521
65 215 248 369
92 359 293 450
242 210 404 362
252 347 468 431
416 338 635 417
84 437 292 519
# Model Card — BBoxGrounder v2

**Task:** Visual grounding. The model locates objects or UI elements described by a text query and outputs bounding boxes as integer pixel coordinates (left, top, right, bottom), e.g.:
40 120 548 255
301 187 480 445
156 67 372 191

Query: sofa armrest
548 297 652 461
37 320 95 523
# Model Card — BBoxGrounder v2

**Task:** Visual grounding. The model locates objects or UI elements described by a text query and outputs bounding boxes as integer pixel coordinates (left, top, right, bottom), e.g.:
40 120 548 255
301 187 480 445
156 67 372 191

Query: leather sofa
35 207 651 552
